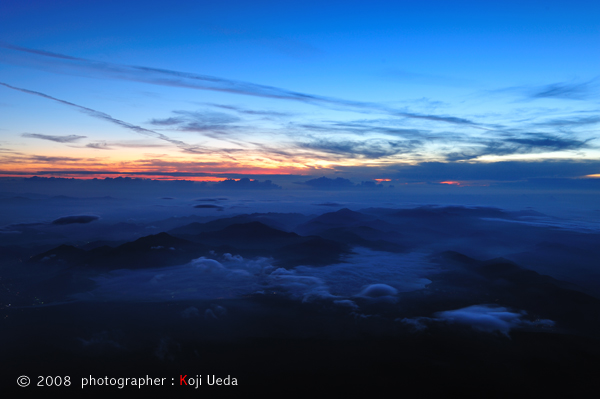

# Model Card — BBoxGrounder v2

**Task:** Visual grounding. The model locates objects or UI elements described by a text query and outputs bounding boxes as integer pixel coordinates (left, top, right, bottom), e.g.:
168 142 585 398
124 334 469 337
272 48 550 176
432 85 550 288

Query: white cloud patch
78 248 437 303
434 305 555 335
81 255 270 301
292 249 436 296
356 284 398 298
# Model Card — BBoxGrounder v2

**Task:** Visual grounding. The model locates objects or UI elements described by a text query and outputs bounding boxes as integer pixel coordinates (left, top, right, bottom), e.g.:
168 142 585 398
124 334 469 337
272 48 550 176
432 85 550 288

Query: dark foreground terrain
2 203 600 396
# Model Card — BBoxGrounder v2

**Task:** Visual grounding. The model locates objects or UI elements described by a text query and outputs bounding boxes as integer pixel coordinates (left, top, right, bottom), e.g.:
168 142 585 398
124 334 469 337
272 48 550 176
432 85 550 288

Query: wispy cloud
0 82 207 154
30 155 87 163
298 138 421 159
206 103 294 118
387 160 600 182
533 115 600 128
297 121 427 139
528 79 599 101
495 78 600 102
149 110 241 135
81 140 170 151
21 133 87 143
445 134 592 161
0 43 488 129
505 134 592 151
0 153 105 168
86 142 112 150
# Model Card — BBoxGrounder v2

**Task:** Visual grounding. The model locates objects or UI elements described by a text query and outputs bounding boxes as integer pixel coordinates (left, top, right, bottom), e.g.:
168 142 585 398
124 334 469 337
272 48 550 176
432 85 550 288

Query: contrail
0 82 206 154
0 42 487 129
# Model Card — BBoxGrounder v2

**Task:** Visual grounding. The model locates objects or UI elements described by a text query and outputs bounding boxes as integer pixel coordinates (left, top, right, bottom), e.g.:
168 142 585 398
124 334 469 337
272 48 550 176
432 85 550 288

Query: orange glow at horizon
440 181 462 186
0 173 231 182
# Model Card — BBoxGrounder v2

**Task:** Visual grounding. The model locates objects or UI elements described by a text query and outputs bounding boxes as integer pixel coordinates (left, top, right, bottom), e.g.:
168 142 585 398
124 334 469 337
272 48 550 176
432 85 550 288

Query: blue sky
0 0 598 183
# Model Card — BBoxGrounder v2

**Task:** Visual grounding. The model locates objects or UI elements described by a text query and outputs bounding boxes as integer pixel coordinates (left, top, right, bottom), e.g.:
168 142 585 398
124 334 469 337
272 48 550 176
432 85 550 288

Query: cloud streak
297 122 427 139
0 82 207 154
533 115 600 128
445 134 592 161
0 43 488 129
528 79 599 101
298 138 421 159
494 78 600 102
149 110 241 136
22 133 87 143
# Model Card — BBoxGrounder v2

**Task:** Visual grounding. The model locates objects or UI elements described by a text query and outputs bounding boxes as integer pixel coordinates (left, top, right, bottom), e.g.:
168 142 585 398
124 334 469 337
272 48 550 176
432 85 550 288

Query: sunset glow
1 0 598 185
440 181 462 186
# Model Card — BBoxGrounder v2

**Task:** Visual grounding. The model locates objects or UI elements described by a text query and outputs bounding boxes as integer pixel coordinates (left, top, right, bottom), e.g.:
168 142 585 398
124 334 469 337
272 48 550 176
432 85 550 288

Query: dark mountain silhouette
314 227 407 253
309 208 375 225
176 221 351 267
5 205 600 397
168 212 313 236
294 208 397 236
425 251 600 336
198 221 299 240
29 221 351 270
30 244 88 266
506 240 600 294
78 240 121 251
391 205 546 221
29 233 213 270
0 196 36 204
276 237 352 267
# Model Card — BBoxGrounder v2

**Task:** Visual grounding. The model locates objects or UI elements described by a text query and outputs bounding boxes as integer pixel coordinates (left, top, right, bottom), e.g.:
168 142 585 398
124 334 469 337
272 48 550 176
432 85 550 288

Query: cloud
191 257 227 273
528 79 599 101
297 122 427 138
51 215 100 225
355 284 398 298
0 154 93 166
445 134 592 161
267 267 333 302
399 317 429 332
495 78 600 101
149 110 241 135
298 138 420 159
80 249 434 304
0 146 19 153
206 103 293 118
505 135 592 151
433 305 554 335
389 160 600 182
81 255 272 301
85 140 170 150
21 133 87 143
0 82 208 154
86 142 113 150
293 249 434 297
0 43 487 129
533 115 600 128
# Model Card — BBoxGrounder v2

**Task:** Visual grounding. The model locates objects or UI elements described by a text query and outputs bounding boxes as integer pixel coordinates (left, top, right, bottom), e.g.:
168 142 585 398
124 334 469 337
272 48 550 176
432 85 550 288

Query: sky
0 0 599 184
